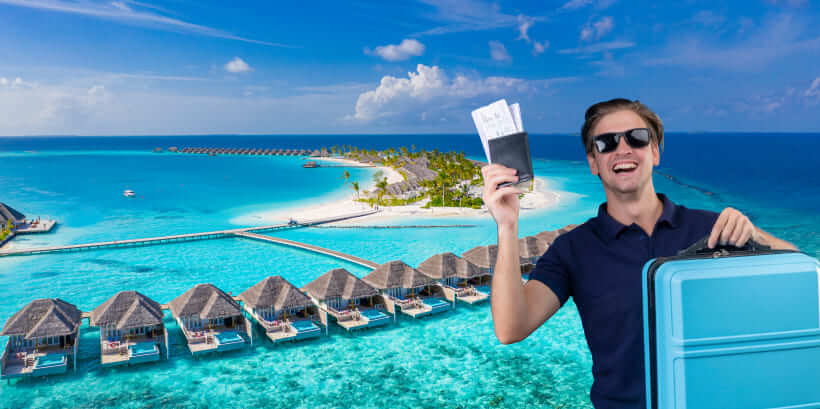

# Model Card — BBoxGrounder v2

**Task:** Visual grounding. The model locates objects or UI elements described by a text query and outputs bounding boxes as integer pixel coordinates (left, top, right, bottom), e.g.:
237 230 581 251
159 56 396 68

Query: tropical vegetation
328 144 520 209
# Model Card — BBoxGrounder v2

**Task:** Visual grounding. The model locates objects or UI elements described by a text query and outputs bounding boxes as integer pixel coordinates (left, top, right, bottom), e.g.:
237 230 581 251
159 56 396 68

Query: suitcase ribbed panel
644 252 820 409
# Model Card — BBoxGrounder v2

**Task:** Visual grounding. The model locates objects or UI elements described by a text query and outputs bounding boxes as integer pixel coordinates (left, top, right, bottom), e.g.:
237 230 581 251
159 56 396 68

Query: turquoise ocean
0 134 817 408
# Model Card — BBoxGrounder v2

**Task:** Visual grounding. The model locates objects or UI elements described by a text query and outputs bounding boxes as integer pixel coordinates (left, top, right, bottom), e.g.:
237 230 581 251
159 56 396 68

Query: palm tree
376 177 388 206
372 170 384 184
342 170 350 185
351 181 360 208
460 183 470 208
435 172 447 205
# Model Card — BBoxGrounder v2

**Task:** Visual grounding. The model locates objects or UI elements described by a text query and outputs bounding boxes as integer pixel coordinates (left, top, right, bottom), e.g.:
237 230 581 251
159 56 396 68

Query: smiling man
482 98 797 409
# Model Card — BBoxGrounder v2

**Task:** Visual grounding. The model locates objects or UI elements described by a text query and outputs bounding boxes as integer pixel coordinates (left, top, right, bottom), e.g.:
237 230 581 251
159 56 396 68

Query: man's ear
587 152 599 175
652 142 660 166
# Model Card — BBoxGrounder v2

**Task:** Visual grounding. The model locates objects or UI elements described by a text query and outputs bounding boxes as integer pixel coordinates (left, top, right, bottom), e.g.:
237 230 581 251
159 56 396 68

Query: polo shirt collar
596 193 679 240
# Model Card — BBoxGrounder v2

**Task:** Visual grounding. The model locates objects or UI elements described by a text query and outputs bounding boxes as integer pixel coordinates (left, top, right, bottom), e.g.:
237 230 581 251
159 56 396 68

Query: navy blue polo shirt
528 194 719 409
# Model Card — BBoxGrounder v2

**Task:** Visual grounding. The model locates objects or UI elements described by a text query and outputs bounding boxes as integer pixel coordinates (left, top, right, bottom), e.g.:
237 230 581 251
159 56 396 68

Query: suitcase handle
677 235 771 257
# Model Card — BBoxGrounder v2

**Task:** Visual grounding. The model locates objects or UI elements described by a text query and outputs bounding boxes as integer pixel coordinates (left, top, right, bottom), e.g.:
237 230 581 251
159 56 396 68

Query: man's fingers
708 210 729 248
484 174 519 193
489 187 523 204
728 217 749 247
483 167 517 184
482 164 516 179
720 213 738 246
729 215 749 246
735 222 754 247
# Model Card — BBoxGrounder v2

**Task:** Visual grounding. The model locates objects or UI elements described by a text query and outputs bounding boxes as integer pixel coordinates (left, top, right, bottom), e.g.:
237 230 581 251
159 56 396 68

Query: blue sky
1 0 819 135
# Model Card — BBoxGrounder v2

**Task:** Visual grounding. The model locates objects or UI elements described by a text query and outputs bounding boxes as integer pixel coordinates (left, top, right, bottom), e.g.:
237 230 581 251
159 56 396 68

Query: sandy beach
232 156 562 226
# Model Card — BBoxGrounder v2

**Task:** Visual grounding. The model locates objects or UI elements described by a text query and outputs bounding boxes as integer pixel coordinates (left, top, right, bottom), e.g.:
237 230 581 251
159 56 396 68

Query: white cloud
109 1 131 12
805 77 820 97
561 0 616 10
350 64 561 122
225 57 251 73
88 85 106 96
561 0 592 9
489 41 511 62
365 39 425 62
517 14 535 42
559 40 634 54
581 16 614 41
0 0 290 47
0 74 367 135
516 15 548 55
533 40 548 55
644 14 820 71
6 77 34 88
414 0 520 36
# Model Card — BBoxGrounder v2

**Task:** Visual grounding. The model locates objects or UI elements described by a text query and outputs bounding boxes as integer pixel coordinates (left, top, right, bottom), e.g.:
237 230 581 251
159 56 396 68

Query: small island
324 144 523 210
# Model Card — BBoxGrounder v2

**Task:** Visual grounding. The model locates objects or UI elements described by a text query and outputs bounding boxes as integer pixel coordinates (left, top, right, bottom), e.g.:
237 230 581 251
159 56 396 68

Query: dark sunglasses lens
594 133 617 153
627 128 651 146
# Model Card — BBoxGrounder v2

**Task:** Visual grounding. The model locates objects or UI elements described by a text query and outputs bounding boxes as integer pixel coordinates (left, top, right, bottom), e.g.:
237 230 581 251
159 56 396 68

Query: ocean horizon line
3 131 820 139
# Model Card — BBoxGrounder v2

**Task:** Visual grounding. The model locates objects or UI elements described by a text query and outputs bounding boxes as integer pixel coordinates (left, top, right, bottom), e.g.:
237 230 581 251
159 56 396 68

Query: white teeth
613 163 637 171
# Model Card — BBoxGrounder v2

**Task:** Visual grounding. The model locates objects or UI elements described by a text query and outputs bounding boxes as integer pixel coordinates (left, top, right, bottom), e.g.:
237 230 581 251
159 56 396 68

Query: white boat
123 190 136 198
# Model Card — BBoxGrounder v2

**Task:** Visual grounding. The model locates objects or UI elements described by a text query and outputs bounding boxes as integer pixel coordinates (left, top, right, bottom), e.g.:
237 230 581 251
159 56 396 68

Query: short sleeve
527 237 572 306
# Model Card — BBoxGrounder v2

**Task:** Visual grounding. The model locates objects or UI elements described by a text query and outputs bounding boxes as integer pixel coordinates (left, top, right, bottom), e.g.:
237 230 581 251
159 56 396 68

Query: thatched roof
303 268 378 300
90 291 164 330
461 245 499 269
1 298 81 339
168 284 239 320
557 224 579 235
535 230 559 246
239 276 312 311
519 236 545 260
363 260 434 289
0 202 25 224
417 252 484 280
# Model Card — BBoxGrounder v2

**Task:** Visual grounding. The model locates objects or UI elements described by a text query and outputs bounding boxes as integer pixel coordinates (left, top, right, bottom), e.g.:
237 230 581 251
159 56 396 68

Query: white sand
233 158 563 226
311 156 404 185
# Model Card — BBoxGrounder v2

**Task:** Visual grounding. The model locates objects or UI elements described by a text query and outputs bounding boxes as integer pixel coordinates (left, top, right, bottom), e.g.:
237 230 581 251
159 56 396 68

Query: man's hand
708 207 758 248
481 164 524 230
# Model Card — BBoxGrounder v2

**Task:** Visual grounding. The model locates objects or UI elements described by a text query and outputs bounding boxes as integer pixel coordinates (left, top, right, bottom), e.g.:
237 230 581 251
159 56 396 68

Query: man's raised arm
482 164 562 344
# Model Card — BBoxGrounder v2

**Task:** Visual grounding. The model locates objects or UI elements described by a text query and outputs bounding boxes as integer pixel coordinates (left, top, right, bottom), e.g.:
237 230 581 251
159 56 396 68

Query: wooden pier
0 210 378 257
232 231 379 269
178 147 314 156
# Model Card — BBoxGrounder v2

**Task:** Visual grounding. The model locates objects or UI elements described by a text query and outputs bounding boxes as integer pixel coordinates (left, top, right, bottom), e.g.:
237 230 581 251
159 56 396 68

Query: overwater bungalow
461 244 499 275
417 252 489 304
463 243 534 284
239 276 322 344
303 268 391 331
535 230 559 247
0 202 26 229
90 291 168 367
519 236 547 276
168 284 250 355
363 260 450 318
1 299 81 380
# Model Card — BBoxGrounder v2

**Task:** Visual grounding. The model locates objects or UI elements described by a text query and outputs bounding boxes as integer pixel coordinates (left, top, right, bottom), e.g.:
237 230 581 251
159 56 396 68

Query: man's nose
614 134 632 154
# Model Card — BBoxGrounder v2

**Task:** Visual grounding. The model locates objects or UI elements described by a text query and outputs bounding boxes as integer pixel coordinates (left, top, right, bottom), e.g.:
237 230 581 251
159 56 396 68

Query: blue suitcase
642 237 820 409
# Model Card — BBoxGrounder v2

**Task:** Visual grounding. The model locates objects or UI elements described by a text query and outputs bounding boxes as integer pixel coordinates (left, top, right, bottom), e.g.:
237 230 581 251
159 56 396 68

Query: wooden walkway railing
232 231 379 269
0 210 379 257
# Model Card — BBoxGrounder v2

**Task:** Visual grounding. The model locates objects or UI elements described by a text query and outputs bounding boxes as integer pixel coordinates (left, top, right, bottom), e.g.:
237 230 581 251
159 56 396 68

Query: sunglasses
592 128 652 153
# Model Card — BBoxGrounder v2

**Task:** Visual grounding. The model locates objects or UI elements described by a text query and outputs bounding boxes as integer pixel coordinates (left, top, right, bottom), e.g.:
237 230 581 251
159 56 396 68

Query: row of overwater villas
0 228 571 381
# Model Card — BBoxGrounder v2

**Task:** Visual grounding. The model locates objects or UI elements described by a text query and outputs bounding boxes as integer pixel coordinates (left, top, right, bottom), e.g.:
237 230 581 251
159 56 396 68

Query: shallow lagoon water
0 136 816 408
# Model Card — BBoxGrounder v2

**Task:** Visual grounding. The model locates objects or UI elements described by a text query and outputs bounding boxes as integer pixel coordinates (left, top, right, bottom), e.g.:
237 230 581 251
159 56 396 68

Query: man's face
586 110 660 196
